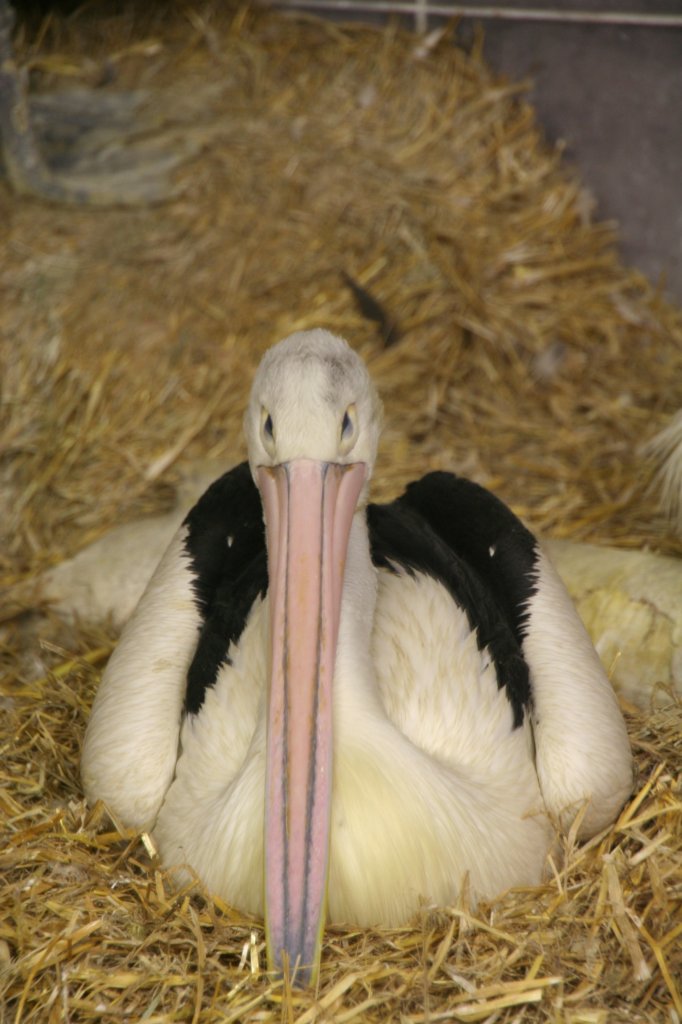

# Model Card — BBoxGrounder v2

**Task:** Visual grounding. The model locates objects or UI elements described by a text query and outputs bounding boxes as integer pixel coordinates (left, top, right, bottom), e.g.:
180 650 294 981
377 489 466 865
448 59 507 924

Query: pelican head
243 329 381 985
244 328 382 472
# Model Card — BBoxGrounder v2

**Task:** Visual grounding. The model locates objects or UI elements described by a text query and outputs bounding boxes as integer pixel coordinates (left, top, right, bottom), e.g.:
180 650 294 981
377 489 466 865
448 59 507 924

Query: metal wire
266 1 682 30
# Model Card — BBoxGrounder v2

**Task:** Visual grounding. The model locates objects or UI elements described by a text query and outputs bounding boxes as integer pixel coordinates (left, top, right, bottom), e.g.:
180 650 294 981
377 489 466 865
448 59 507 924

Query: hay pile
1 3 681 1020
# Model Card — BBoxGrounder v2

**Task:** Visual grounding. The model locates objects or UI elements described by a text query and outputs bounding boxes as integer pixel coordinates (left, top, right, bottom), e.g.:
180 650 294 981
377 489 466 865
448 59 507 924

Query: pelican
81 329 633 985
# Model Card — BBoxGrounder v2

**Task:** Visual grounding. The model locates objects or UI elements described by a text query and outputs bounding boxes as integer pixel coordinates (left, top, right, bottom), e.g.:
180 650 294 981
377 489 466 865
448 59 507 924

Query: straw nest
1 3 681 1021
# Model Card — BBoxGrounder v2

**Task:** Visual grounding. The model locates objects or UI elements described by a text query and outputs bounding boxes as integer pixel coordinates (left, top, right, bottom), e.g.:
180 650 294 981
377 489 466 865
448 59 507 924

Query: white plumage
82 328 633 983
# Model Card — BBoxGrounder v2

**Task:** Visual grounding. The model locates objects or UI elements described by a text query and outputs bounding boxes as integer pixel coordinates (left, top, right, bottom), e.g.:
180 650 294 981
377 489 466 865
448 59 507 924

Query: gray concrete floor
461 13 682 303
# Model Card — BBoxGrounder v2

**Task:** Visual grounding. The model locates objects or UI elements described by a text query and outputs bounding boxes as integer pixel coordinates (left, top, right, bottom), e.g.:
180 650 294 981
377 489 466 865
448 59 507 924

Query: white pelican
81 329 633 985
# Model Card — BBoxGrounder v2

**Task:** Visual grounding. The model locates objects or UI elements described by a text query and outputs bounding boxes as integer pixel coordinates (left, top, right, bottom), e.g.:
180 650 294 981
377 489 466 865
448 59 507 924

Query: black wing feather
183 462 267 714
398 471 539 644
368 472 539 727
181 465 539 726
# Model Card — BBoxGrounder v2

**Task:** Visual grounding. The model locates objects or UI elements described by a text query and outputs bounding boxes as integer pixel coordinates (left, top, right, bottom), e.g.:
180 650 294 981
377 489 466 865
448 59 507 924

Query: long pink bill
257 459 367 987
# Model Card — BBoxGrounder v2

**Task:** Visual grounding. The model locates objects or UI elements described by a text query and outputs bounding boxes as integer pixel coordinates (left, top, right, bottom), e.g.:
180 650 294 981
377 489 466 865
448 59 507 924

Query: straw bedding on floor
1 4 680 1020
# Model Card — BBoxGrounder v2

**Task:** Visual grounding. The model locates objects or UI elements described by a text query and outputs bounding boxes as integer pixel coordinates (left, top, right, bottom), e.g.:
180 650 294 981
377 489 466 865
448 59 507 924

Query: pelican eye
261 408 276 454
339 403 358 454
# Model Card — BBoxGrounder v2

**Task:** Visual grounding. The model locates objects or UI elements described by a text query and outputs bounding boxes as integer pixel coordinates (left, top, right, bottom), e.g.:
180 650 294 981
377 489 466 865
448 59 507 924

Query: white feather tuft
643 409 682 533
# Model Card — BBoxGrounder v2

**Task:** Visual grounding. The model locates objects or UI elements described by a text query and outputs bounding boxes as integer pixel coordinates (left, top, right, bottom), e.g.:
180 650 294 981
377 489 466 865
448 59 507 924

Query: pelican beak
257 458 367 986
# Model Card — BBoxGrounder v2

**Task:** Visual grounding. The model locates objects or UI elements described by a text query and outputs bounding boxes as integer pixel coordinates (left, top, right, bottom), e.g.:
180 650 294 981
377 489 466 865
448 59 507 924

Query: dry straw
1 3 681 1021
